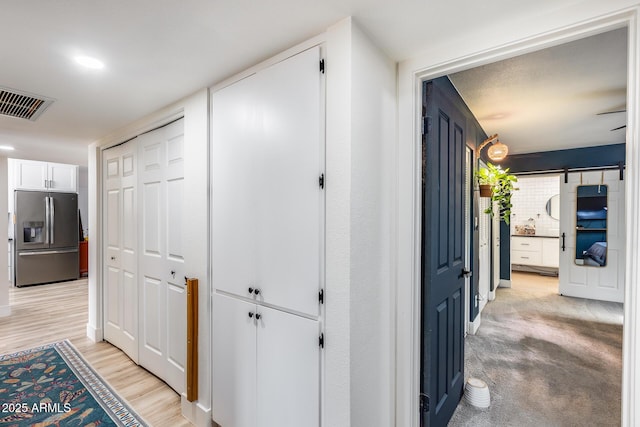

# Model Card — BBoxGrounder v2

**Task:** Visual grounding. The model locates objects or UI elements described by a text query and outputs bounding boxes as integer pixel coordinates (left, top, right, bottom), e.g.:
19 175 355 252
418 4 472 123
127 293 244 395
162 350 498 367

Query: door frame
396 8 639 427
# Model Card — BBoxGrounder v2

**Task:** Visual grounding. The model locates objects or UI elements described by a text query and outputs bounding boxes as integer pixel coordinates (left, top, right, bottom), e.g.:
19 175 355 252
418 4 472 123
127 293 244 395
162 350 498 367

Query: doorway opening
422 24 627 427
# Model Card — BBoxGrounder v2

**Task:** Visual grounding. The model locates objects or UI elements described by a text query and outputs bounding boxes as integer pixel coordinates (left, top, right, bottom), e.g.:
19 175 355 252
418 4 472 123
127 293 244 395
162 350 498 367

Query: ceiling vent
0 87 54 121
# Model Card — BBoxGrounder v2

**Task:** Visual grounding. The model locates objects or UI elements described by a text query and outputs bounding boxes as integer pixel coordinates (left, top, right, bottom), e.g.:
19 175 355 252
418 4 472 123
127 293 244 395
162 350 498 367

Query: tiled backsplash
511 174 560 237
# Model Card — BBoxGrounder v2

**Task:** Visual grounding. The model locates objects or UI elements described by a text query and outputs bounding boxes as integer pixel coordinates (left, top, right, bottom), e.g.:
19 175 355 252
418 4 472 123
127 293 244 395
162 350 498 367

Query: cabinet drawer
511 237 542 252
511 250 542 266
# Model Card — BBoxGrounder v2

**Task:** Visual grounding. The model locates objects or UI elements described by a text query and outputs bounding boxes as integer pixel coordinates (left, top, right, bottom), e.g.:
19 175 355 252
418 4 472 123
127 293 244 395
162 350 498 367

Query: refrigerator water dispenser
23 221 44 243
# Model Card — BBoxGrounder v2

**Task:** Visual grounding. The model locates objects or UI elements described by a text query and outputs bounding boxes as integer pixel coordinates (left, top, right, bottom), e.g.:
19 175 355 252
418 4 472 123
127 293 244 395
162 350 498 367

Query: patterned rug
0 340 147 426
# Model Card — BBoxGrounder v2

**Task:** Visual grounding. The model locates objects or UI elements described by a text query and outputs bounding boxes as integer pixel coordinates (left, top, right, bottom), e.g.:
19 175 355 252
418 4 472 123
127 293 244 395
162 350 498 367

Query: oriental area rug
0 340 147 426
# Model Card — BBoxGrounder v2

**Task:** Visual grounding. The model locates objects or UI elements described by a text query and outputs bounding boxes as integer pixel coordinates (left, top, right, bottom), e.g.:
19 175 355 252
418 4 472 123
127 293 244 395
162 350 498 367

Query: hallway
450 272 623 426
0 279 191 427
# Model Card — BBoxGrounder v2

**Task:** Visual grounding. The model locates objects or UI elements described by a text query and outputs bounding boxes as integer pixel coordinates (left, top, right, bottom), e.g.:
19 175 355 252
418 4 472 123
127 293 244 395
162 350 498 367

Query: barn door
103 140 139 362
420 78 466 426
138 118 187 393
559 170 625 303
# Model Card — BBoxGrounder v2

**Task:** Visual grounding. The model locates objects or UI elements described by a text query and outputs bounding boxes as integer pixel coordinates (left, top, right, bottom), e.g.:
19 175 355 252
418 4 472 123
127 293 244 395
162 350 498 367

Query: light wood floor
0 279 193 427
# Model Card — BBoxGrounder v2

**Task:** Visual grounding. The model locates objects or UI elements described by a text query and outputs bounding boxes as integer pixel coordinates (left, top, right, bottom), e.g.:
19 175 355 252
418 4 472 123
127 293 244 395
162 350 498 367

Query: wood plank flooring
0 279 193 427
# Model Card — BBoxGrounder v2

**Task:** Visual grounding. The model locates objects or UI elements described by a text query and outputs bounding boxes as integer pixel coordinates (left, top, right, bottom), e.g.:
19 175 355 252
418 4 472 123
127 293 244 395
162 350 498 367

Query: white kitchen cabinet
542 238 560 268
213 293 320 427
12 159 78 192
511 236 559 268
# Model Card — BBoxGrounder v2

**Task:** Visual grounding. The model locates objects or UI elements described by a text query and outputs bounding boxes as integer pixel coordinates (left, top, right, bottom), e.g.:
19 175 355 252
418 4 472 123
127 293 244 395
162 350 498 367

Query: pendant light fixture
479 134 509 162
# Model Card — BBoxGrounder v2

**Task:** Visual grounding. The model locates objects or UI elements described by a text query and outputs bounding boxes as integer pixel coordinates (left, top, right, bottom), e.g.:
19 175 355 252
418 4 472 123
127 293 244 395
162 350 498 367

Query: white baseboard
488 289 496 301
181 396 212 427
0 304 11 318
468 314 481 335
86 323 103 342
498 279 512 288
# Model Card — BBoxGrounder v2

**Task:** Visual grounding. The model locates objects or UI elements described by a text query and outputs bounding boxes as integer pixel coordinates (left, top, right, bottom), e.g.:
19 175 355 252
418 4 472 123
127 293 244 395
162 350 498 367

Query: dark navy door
420 78 466 427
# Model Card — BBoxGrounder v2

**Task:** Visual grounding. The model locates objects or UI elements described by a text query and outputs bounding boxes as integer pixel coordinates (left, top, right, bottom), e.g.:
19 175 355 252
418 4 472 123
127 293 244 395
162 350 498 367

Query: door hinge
419 393 430 412
320 59 325 74
319 173 325 189
319 289 324 304
319 333 324 348
422 116 430 135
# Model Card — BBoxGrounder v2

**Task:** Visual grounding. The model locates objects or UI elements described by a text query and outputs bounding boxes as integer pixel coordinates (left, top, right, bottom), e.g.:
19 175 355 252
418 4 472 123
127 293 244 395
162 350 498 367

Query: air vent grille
0 87 54 121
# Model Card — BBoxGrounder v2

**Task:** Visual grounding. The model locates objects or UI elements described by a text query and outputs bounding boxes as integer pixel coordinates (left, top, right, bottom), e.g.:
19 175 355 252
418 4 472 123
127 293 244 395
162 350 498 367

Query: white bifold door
104 140 139 362
559 170 625 303
103 118 186 394
137 119 186 394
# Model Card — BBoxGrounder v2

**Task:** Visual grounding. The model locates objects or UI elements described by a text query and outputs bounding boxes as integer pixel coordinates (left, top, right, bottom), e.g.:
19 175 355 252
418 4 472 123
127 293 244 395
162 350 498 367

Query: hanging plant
475 162 518 224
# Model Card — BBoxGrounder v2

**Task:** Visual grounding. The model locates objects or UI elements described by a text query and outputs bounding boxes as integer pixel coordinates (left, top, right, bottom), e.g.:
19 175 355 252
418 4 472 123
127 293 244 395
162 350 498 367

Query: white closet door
138 119 186 393
103 141 138 362
213 46 323 317
490 212 500 300
257 306 319 427
477 197 491 312
213 294 257 427
559 170 625 302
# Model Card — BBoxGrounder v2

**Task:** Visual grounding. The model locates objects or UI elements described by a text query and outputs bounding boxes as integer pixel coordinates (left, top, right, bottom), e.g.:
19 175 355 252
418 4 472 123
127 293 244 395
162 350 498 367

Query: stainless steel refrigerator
14 190 79 287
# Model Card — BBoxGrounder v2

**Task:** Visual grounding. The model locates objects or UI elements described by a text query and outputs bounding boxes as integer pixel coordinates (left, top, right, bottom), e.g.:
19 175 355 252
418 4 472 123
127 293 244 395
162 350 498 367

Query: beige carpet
449 272 623 426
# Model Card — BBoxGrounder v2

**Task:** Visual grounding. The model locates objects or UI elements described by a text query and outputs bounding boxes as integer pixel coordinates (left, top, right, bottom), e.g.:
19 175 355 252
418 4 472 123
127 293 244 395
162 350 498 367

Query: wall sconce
478 133 509 162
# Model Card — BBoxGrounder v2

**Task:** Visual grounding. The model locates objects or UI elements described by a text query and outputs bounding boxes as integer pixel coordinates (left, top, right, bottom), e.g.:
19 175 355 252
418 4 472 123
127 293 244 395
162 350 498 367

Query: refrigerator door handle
44 196 50 244
50 196 55 245
19 248 78 256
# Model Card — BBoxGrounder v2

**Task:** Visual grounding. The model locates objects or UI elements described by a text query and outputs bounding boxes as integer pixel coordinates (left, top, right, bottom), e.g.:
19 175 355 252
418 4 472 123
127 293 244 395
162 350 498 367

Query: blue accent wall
487 143 626 174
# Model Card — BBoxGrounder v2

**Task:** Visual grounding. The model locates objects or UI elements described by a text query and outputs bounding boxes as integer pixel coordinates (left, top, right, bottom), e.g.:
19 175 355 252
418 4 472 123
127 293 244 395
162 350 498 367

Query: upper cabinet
12 159 78 193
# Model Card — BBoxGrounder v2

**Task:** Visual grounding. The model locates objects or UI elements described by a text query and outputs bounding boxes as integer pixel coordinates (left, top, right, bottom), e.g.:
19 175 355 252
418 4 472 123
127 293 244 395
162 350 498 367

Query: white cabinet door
559 170 625 302
12 160 77 192
13 159 48 191
103 140 138 362
213 46 323 317
138 119 186 394
48 162 78 192
257 306 320 427
541 238 559 268
213 294 257 427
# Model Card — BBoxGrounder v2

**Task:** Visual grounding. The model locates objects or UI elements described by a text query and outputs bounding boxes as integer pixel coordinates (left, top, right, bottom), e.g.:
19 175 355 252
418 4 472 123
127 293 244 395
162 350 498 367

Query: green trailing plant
475 162 518 224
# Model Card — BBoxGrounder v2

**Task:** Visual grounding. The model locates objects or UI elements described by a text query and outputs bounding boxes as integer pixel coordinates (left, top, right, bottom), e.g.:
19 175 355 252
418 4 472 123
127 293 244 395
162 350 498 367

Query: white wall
511 175 560 237
0 157 9 317
349 22 396 427
397 3 640 426
87 88 211 426
78 166 89 238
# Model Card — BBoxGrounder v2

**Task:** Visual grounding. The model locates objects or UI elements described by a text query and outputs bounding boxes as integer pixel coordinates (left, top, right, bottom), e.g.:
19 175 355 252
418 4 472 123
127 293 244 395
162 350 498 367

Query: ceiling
0 2 629 166
449 28 627 156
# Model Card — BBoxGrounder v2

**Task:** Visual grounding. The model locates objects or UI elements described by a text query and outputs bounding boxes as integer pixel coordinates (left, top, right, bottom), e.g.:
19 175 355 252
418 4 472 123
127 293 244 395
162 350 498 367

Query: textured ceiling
449 28 627 156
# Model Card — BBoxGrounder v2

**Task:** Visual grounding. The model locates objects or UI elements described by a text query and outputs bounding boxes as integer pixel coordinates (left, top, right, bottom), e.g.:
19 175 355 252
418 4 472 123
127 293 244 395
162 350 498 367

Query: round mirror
546 194 560 220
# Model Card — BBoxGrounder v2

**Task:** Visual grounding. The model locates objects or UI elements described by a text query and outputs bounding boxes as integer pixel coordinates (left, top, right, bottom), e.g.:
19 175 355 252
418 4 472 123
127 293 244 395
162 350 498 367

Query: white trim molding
396 7 640 427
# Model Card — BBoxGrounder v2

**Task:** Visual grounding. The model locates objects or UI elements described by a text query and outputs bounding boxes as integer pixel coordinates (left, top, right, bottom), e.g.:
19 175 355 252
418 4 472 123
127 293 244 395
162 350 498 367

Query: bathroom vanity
511 235 559 271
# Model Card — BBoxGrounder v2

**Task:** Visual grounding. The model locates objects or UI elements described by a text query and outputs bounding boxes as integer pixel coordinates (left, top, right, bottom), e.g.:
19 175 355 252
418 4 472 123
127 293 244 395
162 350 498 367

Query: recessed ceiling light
74 55 105 70
0 145 15 151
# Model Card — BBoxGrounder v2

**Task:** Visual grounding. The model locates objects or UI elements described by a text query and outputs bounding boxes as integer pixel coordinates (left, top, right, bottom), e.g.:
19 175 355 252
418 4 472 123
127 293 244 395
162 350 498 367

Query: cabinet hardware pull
255 313 262 320
254 288 261 295
111 256 116 260
248 287 254 294
248 312 254 318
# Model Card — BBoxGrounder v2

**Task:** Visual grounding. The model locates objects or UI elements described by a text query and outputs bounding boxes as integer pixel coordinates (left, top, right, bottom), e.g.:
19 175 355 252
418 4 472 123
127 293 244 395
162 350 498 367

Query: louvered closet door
138 119 187 394
103 140 139 362
213 46 323 317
